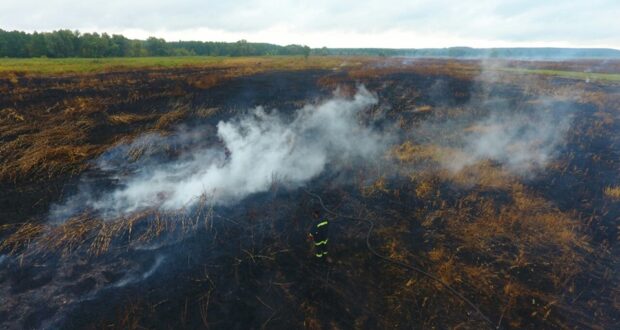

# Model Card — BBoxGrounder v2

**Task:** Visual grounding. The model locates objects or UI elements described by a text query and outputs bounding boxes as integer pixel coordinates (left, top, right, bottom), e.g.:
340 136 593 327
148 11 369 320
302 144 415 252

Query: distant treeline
312 47 620 59
2 29 620 59
0 29 311 58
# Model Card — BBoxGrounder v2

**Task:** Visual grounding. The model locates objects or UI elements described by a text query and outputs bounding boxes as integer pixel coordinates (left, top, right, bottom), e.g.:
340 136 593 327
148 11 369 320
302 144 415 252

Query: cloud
1 0 618 48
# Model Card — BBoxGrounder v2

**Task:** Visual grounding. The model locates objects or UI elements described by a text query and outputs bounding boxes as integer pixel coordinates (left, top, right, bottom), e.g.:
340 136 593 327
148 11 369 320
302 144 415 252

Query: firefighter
309 210 329 260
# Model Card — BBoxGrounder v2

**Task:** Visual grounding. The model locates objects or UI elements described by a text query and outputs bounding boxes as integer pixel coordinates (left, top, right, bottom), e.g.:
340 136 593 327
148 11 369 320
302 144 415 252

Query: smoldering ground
402 62 578 179
50 74 579 222
432 97 576 177
456 62 578 175
51 86 393 220
3 65 604 330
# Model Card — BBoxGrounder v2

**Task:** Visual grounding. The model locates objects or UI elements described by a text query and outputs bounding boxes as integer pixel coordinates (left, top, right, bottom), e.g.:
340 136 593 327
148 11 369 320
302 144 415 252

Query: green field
0 56 345 75
0 56 225 74
2 57 620 83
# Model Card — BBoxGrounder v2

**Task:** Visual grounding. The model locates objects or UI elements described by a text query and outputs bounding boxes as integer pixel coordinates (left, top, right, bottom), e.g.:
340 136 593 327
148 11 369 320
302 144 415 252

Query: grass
498 67 620 82
1 56 618 328
1 197 213 258
3 56 620 83
0 56 223 74
604 186 620 199
0 55 350 185
0 56 355 75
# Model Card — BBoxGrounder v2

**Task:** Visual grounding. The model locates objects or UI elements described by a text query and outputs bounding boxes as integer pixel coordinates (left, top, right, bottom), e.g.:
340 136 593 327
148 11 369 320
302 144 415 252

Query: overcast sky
1 0 618 49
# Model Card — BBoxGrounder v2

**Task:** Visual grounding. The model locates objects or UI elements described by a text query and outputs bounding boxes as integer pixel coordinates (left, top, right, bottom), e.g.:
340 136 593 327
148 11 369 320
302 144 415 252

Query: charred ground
1 57 619 329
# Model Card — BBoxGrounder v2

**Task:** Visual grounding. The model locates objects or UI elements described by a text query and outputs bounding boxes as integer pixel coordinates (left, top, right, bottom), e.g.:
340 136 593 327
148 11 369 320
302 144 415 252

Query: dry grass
1 57 616 328
0 85 189 185
415 178 436 199
603 186 620 199
0 126 97 181
0 108 25 122
154 105 189 129
447 161 514 189
404 185 589 327
0 193 215 259
194 107 220 118
379 130 595 327
107 113 153 125
361 176 390 197
414 105 433 113
347 58 480 81
0 56 358 76
0 56 366 187
391 141 456 165
0 222 45 255
391 141 514 190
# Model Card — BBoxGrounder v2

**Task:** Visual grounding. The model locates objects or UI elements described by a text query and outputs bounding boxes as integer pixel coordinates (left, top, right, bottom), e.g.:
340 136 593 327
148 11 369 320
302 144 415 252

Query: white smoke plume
52 86 390 219
417 60 578 176
445 101 574 175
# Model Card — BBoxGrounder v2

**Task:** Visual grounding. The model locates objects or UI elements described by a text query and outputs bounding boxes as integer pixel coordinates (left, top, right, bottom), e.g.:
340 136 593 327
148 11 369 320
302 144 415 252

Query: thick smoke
52 87 389 220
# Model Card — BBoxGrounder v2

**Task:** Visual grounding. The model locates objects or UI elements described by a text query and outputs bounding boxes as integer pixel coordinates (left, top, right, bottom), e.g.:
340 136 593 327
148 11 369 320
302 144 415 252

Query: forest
4 29 620 60
0 29 311 58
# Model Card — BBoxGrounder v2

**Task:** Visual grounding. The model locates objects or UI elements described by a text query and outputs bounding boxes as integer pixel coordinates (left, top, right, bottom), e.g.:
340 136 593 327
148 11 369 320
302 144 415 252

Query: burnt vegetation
1 58 620 329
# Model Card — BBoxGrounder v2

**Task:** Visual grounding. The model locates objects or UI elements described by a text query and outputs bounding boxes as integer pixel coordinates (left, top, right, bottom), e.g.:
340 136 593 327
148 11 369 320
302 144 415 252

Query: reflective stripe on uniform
314 239 328 246
317 220 328 228
315 251 328 258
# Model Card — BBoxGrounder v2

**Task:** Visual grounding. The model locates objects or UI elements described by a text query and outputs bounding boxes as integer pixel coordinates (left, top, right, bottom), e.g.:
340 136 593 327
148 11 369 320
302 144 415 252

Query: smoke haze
52 86 390 219
50 79 577 222
447 103 574 174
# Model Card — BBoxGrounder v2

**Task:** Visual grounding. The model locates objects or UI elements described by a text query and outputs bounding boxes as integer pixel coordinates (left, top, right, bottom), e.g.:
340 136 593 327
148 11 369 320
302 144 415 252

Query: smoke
52 86 390 220
403 59 577 177
446 104 574 174
49 71 577 223
113 255 167 288
436 58 576 175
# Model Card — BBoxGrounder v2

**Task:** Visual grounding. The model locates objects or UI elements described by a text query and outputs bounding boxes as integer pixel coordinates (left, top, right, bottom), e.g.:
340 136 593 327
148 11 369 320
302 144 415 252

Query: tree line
5 29 615 60
0 29 311 58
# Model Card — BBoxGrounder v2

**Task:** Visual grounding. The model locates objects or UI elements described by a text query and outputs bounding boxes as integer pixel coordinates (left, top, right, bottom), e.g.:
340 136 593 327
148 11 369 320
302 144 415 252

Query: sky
1 0 619 49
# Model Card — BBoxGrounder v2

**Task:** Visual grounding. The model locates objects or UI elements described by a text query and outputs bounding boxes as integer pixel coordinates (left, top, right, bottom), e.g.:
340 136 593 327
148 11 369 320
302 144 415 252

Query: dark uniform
312 217 329 259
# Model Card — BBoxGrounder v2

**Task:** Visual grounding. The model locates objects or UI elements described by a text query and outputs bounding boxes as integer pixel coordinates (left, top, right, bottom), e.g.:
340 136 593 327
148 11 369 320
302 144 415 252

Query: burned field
1 58 620 329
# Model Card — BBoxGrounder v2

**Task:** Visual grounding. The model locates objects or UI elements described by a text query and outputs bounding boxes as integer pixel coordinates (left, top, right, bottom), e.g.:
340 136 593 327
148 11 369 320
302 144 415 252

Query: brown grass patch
154 105 189 129
0 108 25 123
603 186 620 199
108 113 153 125
0 195 214 258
